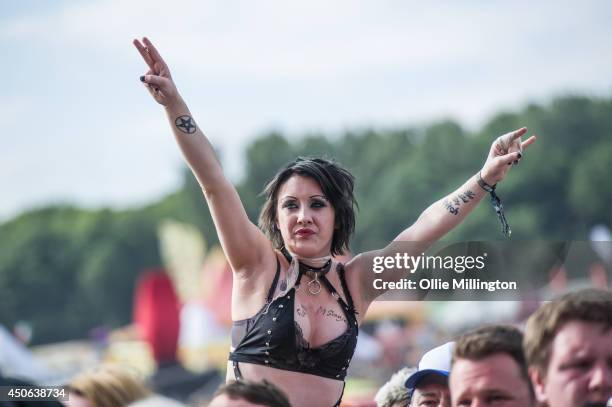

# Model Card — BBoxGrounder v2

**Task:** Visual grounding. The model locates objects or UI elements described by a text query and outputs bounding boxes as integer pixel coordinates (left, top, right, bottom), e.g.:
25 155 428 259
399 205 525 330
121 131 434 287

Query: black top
229 257 359 381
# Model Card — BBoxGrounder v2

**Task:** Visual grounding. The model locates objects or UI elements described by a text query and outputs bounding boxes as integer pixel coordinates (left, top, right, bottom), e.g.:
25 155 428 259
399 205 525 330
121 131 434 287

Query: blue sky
1 0 612 221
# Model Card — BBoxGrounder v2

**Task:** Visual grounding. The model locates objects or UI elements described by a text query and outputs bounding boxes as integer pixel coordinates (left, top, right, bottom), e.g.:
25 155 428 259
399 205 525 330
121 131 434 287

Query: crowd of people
375 288 612 407
23 287 598 407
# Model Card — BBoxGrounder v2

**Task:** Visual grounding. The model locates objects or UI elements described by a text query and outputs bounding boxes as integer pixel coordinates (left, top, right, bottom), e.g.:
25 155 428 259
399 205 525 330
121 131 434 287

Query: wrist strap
490 190 511 237
477 171 496 192
477 172 511 237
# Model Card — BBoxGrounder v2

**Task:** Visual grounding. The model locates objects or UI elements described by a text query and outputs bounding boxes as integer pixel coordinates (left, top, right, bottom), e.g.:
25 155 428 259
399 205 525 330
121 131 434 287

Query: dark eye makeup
280 198 328 209
311 199 327 208
281 200 297 209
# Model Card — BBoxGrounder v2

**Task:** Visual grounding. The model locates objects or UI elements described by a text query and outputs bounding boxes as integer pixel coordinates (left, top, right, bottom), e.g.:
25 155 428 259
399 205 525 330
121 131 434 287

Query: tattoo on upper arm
175 115 197 134
443 189 476 215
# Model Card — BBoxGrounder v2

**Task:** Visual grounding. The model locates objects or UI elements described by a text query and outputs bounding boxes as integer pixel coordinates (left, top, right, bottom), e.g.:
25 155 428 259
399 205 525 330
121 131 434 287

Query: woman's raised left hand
133 37 181 108
480 127 537 185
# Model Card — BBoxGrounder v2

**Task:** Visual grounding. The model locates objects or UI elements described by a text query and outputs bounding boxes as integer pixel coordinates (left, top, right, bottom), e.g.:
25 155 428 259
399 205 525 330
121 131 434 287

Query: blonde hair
68 364 150 407
374 367 415 407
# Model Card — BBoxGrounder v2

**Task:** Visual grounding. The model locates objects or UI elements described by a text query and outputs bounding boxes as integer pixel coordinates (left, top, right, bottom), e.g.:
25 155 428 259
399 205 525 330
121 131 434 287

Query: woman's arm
396 127 536 241
395 173 487 242
133 37 271 274
351 127 537 303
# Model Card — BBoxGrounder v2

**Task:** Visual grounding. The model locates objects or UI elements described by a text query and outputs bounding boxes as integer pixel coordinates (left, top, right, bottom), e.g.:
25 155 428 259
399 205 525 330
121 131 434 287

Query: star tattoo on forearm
175 115 197 134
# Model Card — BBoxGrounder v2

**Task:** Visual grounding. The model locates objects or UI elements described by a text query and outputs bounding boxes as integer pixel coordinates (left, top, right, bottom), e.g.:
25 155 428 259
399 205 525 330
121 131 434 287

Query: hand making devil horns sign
481 127 537 186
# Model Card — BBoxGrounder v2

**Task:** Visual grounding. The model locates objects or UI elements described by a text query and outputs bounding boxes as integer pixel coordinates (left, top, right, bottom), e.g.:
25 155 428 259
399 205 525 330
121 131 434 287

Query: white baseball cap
405 341 454 390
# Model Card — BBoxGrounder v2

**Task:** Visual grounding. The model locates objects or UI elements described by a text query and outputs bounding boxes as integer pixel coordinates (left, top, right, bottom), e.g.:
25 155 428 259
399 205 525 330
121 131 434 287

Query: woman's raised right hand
133 37 180 107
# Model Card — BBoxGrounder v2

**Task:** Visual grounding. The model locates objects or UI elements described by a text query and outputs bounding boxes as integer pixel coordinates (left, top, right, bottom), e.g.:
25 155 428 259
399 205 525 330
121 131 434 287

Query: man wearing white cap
404 342 454 407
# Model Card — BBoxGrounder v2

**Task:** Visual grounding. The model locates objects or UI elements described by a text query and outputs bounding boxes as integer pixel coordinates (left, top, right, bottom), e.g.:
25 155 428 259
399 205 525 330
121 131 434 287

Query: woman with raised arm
133 37 536 407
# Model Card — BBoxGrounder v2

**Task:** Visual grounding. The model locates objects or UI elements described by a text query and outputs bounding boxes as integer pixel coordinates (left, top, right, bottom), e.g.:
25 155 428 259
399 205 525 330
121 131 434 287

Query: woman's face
276 175 336 258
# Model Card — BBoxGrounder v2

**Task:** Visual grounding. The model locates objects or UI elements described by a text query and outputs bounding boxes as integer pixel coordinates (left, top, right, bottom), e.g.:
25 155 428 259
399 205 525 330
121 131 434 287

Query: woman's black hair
258 157 357 256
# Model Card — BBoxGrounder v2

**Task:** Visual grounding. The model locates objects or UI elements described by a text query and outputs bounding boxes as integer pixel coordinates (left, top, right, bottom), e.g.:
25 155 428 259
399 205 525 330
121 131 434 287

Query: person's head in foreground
374 367 415 407
450 325 534 407
524 288 612 407
208 380 291 407
259 157 357 258
404 342 454 407
66 364 150 407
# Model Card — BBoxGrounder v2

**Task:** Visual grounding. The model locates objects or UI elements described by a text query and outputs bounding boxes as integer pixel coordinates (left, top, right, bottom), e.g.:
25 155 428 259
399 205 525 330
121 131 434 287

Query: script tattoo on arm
443 190 476 215
443 199 459 215
175 115 197 134
459 190 476 202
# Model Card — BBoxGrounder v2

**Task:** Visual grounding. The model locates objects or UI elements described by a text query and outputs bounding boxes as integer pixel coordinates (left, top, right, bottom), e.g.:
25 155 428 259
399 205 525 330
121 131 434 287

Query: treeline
1 95 611 344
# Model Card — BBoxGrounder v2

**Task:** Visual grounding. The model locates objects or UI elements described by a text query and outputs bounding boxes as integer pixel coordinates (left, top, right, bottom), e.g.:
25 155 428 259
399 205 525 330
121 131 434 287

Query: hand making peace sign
133 37 180 107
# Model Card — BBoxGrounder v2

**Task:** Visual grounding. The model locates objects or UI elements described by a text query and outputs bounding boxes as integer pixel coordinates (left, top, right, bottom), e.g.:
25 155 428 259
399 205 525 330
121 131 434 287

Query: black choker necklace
281 247 332 295
298 259 332 273
301 260 331 295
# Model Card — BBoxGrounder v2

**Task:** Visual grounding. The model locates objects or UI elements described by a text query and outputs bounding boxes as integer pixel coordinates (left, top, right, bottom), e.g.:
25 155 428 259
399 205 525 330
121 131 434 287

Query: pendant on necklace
307 278 322 295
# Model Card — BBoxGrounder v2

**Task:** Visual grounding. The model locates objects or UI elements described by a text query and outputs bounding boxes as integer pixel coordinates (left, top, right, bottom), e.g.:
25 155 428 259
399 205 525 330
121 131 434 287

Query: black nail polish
518 153 522 159
140 75 145 82
513 160 519 165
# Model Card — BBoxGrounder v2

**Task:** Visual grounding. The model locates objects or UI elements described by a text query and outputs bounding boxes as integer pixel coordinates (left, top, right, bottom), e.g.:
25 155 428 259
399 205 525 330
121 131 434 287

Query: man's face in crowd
531 320 612 407
410 375 451 407
450 353 533 407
